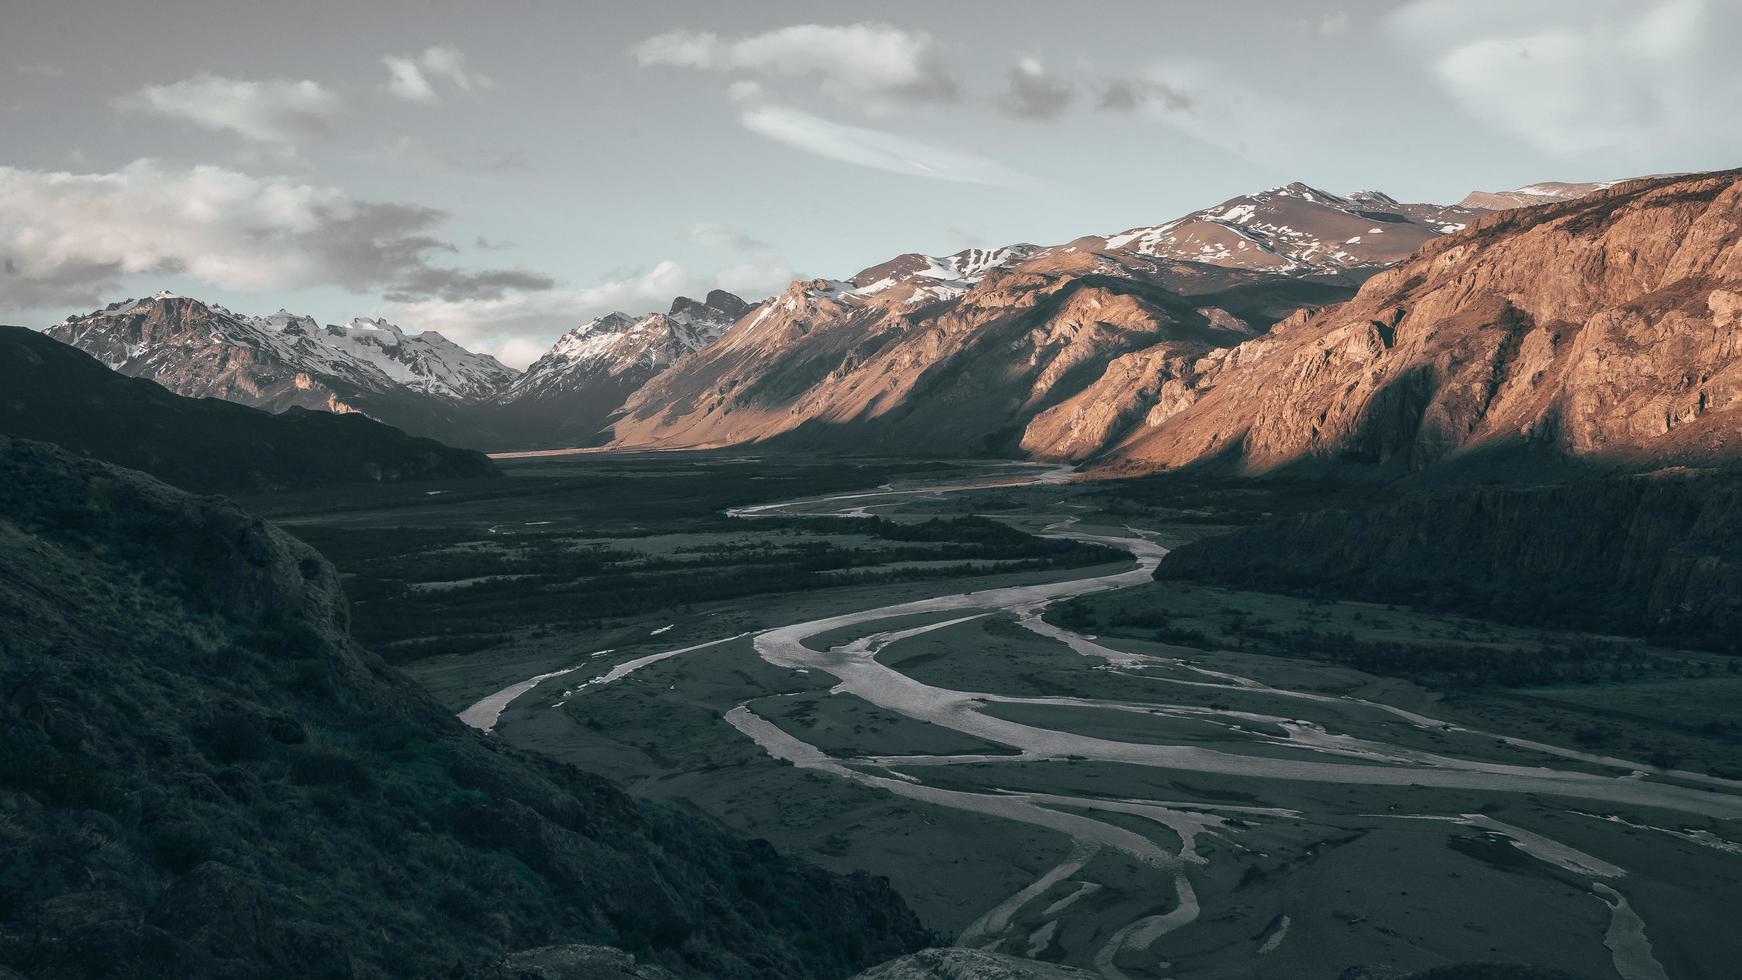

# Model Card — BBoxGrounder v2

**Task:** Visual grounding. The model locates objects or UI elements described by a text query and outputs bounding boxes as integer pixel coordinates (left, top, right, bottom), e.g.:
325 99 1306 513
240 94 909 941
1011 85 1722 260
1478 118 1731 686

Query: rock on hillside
0 325 497 493
0 437 929 979
1086 170 1742 474
851 948 1096 979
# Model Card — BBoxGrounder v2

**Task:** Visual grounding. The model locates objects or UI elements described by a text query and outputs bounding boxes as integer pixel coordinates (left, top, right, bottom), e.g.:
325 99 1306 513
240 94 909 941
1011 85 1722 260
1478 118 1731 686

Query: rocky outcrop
488 945 680 980
1086 170 1742 475
1155 469 1742 651
0 326 497 493
0 439 929 978
851 948 1096 979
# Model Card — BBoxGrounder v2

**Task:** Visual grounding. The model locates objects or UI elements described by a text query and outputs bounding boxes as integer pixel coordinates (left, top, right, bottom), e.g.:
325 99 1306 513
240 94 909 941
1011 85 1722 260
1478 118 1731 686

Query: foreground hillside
0 437 928 979
1086 169 1742 474
0 326 496 494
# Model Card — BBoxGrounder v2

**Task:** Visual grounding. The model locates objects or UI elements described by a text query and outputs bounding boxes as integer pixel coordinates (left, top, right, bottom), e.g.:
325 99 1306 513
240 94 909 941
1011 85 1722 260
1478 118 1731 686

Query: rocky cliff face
1081 170 1742 475
0 438 928 979
0 325 497 493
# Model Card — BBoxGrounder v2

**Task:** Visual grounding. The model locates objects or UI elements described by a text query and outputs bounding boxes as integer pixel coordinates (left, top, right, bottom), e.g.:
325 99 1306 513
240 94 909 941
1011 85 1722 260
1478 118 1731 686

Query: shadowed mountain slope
0 325 496 494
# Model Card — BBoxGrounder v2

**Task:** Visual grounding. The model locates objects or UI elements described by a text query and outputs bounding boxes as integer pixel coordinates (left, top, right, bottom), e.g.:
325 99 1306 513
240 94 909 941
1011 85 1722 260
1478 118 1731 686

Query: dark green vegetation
270 457 1120 665
0 437 928 979
0 325 497 494
1153 469 1742 653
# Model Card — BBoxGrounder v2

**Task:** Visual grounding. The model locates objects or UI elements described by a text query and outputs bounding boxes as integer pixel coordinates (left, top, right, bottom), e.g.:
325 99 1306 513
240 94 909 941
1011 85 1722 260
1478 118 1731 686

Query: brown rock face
610 254 1351 455
1086 170 1742 475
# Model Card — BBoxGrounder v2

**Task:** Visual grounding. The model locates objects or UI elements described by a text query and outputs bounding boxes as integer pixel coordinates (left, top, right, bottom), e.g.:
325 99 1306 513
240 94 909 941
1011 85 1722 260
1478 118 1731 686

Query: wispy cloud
1388 0 1734 155
382 46 495 104
115 75 342 146
633 22 959 111
738 103 1037 188
684 222 798 299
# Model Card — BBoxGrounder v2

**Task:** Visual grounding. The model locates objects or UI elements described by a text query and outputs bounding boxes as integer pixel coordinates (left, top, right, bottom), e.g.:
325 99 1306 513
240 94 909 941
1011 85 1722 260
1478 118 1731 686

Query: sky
3 0 1739 367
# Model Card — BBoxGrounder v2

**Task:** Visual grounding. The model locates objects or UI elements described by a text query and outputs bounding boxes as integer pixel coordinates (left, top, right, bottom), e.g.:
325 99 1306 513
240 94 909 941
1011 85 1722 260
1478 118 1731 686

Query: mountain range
40 172 1710 476
0 325 495 493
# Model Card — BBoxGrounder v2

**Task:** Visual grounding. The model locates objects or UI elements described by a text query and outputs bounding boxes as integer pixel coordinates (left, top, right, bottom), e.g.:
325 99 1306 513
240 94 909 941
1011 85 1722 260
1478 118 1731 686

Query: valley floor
259 455 1742 980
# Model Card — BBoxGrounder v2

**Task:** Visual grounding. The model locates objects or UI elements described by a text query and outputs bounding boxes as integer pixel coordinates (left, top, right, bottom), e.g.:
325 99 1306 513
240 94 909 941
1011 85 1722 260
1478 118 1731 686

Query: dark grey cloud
1098 76 1192 113
999 58 1075 120
0 160 552 309
382 267 555 303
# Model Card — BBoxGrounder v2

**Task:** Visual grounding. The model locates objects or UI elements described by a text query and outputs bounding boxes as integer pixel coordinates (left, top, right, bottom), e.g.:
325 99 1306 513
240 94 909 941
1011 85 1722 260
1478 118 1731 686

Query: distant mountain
1080 170 1742 474
1088 182 1479 276
610 242 1354 455
0 437 928 978
249 309 518 400
0 325 496 493
34 181 1499 458
1459 180 1619 210
604 183 1460 455
45 294 517 446
485 290 749 448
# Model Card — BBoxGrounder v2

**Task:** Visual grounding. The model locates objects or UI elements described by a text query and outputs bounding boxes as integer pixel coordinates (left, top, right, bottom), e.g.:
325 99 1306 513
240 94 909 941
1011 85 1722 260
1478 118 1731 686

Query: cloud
1317 12 1351 36
15 64 66 79
737 103 1036 188
683 222 773 252
383 45 494 104
116 75 342 145
684 222 797 299
1388 0 1738 155
382 267 553 304
0 159 548 310
1097 76 1191 113
633 23 959 110
999 58 1074 120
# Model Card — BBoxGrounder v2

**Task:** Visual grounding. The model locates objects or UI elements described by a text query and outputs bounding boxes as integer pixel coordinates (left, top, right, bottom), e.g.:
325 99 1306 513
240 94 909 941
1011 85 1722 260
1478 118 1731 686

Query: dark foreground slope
0 326 496 494
1156 469 1742 651
0 437 926 979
